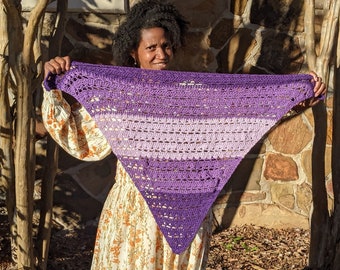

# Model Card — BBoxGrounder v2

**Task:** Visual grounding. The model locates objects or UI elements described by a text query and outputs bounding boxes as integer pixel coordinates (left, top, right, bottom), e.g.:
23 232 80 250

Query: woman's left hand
291 71 327 113
308 71 327 106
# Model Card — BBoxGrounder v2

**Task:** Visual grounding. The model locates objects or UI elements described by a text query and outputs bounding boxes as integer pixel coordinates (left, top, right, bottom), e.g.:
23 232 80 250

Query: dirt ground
0 137 311 270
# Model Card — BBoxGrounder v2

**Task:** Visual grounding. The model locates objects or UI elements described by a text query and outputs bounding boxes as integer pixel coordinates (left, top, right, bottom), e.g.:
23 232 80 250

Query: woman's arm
42 56 112 161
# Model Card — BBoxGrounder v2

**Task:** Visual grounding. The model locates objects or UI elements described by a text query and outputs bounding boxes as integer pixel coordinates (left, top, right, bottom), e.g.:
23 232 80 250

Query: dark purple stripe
119 156 242 194
44 61 315 120
139 187 217 254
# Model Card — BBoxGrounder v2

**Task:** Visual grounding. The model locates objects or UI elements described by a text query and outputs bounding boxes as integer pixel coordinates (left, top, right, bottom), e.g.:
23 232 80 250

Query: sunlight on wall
21 0 128 13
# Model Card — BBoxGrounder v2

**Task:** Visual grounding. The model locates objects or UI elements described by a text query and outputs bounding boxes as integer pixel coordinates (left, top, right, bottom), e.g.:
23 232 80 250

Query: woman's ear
130 51 137 66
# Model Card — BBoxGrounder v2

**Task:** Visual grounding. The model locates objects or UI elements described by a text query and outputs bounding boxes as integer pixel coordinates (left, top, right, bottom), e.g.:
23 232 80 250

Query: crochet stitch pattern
44 61 315 254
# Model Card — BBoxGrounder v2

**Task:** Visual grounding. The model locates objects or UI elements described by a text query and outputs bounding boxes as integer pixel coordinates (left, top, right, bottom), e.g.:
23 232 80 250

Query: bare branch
22 0 49 66
304 0 317 70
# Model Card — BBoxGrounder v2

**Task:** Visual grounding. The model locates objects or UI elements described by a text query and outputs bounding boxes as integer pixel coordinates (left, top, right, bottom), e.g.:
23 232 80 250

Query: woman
43 0 326 269
44 1 212 269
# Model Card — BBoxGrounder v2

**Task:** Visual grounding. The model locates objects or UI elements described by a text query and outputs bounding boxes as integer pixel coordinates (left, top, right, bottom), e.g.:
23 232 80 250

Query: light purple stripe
93 113 275 160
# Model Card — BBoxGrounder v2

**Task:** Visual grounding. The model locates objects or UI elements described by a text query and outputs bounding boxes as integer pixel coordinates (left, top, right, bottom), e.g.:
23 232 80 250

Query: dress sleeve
41 87 112 161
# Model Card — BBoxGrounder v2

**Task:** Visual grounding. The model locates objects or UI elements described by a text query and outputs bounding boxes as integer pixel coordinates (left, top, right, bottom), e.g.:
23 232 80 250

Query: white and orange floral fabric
42 88 212 270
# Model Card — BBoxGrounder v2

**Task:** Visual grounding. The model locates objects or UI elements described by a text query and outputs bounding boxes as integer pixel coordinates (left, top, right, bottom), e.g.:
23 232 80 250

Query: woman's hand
44 56 71 79
289 71 327 115
44 55 78 106
308 71 327 106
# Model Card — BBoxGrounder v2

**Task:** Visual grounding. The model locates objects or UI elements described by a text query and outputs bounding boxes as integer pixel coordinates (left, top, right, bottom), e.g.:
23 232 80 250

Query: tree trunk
309 102 329 268
329 66 340 269
0 1 16 262
14 65 35 269
305 0 340 268
5 0 49 268
36 1 68 269
325 19 340 265
36 137 58 270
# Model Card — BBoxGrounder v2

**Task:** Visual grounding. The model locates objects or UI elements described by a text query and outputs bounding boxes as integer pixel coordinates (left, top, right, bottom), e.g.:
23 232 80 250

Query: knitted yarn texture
44 61 315 254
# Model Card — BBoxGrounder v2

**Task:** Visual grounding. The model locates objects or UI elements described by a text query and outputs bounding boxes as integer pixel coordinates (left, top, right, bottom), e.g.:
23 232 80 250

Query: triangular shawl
44 61 315 254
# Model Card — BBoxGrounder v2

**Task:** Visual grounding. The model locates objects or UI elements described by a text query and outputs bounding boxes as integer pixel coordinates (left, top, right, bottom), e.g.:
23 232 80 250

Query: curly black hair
112 0 189 67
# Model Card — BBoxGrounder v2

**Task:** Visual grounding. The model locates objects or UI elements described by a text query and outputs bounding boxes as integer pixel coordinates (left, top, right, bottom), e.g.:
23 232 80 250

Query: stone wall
38 0 333 230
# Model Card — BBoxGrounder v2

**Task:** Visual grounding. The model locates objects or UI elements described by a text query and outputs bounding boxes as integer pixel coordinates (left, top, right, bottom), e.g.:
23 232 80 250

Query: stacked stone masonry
36 0 333 231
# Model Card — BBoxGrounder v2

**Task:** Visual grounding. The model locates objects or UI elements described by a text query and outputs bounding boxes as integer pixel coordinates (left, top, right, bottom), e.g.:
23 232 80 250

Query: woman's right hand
44 56 71 78
44 55 78 106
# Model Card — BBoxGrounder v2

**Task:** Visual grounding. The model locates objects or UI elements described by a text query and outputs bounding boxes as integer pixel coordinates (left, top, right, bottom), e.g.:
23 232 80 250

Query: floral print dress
42 88 213 270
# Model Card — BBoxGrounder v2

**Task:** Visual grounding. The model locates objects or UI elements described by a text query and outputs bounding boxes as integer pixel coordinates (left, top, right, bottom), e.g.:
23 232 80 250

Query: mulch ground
207 225 309 270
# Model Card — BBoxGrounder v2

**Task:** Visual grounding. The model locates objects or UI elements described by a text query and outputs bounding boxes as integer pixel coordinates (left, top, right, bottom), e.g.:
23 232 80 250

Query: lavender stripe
94 114 275 160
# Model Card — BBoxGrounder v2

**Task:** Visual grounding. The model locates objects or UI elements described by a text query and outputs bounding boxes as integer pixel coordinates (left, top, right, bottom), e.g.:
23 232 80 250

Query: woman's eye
164 43 172 49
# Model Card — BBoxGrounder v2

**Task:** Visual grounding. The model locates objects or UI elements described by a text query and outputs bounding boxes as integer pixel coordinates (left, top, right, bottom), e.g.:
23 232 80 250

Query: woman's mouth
154 62 168 69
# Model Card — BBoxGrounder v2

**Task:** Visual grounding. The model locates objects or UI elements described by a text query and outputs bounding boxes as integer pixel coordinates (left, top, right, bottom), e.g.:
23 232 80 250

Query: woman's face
131 27 174 70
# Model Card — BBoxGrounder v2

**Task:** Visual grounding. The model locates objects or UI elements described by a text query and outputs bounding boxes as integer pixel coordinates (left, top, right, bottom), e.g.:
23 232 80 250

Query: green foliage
224 236 258 252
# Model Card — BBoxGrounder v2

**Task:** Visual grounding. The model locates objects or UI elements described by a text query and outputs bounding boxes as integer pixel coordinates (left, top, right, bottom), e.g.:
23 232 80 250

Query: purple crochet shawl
44 61 315 254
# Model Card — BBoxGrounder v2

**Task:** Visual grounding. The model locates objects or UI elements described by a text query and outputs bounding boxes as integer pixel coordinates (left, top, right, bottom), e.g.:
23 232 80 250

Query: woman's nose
156 47 167 59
